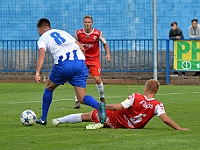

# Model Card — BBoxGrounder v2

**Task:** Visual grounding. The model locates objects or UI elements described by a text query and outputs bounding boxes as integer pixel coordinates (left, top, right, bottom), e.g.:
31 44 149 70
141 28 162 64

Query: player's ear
144 87 148 93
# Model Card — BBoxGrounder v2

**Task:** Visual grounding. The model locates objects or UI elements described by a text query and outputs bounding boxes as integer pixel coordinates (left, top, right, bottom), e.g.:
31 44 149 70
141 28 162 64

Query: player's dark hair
171 22 177 26
83 15 93 22
37 18 51 28
191 19 198 23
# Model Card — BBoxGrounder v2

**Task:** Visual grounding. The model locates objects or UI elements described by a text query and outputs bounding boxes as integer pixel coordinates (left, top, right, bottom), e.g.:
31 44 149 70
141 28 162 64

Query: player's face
83 18 93 30
38 28 42 36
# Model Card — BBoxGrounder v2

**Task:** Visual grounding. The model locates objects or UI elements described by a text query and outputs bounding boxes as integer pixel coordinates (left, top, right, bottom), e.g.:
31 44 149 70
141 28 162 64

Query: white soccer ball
20 110 37 126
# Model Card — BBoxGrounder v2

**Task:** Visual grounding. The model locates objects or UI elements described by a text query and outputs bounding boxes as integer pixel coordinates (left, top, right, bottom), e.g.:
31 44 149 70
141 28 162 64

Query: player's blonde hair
83 15 93 22
145 79 160 94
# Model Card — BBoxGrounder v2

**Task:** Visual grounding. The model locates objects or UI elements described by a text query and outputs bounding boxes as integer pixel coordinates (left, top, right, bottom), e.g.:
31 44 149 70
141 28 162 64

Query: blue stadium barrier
0 39 175 84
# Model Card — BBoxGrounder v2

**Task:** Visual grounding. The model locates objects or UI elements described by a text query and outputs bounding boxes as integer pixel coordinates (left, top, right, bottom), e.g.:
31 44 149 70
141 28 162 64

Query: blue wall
0 0 200 40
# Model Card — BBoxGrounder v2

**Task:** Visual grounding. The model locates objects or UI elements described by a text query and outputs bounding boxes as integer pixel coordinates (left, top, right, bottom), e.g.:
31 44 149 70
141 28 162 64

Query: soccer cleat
52 119 61 127
98 102 106 124
74 101 80 109
86 123 104 130
35 118 47 125
100 97 106 103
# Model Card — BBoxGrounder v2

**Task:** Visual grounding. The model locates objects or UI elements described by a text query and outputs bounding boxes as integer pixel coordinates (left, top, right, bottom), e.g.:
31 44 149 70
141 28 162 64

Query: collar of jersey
83 28 94 35
144 95 155 101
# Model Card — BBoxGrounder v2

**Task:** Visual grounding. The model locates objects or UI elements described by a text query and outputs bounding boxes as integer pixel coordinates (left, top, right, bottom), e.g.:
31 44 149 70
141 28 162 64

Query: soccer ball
20 110 37 126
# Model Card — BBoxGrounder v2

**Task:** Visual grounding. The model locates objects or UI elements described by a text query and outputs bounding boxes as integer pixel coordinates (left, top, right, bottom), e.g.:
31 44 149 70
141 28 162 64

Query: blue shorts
49 60 88 88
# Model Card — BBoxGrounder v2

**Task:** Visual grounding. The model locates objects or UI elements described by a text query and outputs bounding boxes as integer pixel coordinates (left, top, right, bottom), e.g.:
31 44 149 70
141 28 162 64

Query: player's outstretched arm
159 113 189 130
35 48 45 83
105 103 124 110
75 41 85 55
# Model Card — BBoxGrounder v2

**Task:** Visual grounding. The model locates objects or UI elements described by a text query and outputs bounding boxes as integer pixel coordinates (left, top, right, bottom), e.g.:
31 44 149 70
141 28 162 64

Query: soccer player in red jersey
73 15 111 108
52 79 188 130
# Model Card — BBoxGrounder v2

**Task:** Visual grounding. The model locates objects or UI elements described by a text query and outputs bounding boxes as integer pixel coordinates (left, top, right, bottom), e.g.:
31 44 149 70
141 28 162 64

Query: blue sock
83 95 99 110
41 88 53 121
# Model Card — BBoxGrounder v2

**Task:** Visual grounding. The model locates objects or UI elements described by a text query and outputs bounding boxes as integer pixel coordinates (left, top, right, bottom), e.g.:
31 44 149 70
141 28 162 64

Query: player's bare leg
73 86 106 124
93 76 105 103
73 86 85 109
73 75 105 107
73 86 86 104
74 76 104 108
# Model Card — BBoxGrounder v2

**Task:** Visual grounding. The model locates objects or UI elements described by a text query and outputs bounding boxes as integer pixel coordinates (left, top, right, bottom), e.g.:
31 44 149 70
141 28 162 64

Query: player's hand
75 41 85 55
179 128 189 130
35 73 41 83
105 54 111 62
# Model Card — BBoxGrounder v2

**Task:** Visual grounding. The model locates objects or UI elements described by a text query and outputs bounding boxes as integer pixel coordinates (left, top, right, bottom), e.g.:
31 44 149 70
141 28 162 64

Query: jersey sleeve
99 32 107 44
154 103 166 116
37 38 46 51
121 93 135 109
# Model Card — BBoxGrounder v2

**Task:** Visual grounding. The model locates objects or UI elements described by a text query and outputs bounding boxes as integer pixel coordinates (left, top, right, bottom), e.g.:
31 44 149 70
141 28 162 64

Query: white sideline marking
2 92 200 104
3 96 123 104
157 92 200 95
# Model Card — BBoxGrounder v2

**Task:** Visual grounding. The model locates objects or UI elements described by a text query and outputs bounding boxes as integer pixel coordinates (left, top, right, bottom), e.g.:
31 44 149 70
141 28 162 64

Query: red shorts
91 110 124 129
85 60 101 76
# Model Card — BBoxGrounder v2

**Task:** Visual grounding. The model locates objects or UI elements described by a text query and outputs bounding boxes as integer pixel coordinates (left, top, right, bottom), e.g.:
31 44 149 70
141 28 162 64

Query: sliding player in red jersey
73 15 111 109
52 79 188 130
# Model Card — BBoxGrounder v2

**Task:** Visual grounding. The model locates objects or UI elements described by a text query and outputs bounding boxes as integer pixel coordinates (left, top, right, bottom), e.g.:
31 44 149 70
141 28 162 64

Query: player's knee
94 77 101 84
46 79 57 90
81 112 92 121
96 80 102 85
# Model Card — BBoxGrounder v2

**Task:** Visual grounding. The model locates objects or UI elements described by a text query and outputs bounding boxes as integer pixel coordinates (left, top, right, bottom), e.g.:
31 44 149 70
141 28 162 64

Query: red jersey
75 28 106 61
92 93 165 129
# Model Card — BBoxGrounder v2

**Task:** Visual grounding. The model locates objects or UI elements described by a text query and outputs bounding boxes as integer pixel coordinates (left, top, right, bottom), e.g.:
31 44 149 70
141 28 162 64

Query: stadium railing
0 39 177 84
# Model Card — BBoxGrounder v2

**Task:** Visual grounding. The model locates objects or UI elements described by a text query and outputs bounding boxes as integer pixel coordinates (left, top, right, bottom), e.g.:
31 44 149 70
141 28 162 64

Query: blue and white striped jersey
37 29 85 64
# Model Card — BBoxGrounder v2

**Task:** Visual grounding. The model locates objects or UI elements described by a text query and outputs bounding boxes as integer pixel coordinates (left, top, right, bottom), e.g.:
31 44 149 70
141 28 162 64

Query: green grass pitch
0 82 199 150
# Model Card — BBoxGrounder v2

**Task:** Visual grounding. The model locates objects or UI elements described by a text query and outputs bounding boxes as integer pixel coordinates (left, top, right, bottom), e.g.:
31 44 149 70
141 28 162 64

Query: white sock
58 114 82 124
74 93 78 102
96 82 104 98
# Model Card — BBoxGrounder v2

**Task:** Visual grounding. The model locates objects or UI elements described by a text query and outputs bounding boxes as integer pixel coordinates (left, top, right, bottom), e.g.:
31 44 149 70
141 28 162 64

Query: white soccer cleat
52 119 61 127
86 123 104 130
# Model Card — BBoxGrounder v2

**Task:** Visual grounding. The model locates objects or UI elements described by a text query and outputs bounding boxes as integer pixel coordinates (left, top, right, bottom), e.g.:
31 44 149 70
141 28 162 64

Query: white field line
3 96 120 104
2 91 200 104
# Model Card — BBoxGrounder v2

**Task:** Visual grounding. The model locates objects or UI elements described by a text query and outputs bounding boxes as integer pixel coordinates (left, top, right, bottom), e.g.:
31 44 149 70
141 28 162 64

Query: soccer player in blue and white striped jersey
35 18 106 125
